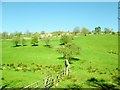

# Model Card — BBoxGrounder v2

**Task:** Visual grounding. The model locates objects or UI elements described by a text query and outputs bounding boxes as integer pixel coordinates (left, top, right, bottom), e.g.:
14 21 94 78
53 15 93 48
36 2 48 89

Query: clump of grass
67 83 82 88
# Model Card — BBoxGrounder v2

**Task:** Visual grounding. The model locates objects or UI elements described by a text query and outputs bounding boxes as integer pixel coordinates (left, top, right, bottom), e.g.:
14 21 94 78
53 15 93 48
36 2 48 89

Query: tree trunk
64 59 70 76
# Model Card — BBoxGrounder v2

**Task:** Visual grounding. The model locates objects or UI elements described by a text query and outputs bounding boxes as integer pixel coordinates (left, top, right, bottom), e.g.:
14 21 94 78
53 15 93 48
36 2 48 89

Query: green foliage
81 27 89 36
0 33 2 39
51 31 64 37
25 30 32 37
41 31 45 34
95 26 101 34
2 32 8 39
8 33 14 39
60 34 72 45
67 83 81 88
12 35 20 46
57 43 80 60
86 77 117 89
104 28 112 34
44 37 51 47
31 34 39 46
21 38 26 46
73 26 80 35
15 32 22 37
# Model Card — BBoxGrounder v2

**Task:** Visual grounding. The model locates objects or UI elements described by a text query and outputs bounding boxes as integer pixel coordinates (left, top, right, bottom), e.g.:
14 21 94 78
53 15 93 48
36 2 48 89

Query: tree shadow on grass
44 45 52 48
59 43 65 45
57 57 64 60
32 44 38 46
23 45 27 46
86 77 118 89
13 45 21 47
57 57 79 61
57 57 80 64
71 57 80 61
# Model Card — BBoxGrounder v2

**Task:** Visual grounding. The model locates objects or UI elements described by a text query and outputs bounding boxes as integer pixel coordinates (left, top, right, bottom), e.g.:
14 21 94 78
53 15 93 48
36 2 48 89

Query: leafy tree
51 31 64 37
73 26 80 35
25 30 32 37
104 28 112 34
2 32 8 39
31 34 39 46
112 32 116 35
95 26 101 34
12 35 20 47
41 31 45 34
57 43 80 60
22 37 27 46
0 33 2 39
44 37 51 47
8 33 14 39
81 27 89 36
60 34 72 45
15 32 22 37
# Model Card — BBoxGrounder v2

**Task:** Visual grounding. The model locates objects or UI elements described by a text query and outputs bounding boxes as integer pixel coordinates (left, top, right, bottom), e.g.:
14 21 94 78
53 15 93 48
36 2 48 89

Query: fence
44 70 65 88
22 68 68 89
22 79 42 89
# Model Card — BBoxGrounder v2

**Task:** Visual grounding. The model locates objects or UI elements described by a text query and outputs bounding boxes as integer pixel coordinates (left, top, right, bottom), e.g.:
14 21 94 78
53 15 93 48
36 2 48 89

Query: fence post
65 59 70 76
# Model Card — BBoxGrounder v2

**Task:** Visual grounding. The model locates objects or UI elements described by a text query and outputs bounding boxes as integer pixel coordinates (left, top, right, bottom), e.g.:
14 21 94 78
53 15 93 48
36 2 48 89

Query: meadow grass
1 34 118 88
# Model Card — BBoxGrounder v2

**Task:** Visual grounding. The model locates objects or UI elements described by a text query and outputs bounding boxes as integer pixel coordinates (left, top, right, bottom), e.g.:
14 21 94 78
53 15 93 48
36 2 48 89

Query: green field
1 34 119 88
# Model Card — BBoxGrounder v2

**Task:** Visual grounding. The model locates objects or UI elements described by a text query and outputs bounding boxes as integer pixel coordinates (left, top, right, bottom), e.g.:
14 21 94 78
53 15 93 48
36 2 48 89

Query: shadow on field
71 57 80 61
23 45 27 46
59 43 65 45
13 45 21 47
32 44 38 46
58 57 64 60
58 57 80 61
44 45 52 48
86 77 118 89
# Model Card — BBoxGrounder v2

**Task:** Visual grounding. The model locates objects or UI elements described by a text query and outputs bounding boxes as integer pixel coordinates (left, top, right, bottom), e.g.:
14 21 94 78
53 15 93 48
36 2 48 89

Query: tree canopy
57 43 80 60
31 34 39 46
60 34 72 45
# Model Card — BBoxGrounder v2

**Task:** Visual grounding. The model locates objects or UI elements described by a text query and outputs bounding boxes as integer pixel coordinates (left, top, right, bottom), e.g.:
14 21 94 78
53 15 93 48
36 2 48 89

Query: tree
95 26 101 34
0 33 2 39
81 27 89 36
51 31 64 37
8 33 14 39
104 28 112 34
57 43 80 60
12 35 20 47
44 37 51 47
73 26 80 35
112 32 116 35
25 30 32 37
2 32 8 39
41 31 45 34
60 34 72 45
31 34 39 46
22 37 27 46
15 32 22 37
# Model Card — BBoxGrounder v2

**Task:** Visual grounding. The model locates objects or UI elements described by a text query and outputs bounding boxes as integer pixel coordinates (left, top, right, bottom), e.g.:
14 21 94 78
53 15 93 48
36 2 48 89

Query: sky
2 2 118 33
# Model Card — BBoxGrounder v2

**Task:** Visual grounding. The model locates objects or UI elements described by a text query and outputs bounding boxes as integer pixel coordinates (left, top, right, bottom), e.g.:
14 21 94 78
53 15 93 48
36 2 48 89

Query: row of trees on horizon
0 26 118 40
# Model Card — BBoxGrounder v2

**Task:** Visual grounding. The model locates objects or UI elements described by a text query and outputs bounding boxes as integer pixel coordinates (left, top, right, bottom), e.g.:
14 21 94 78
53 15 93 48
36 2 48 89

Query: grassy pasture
1 34 119 88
